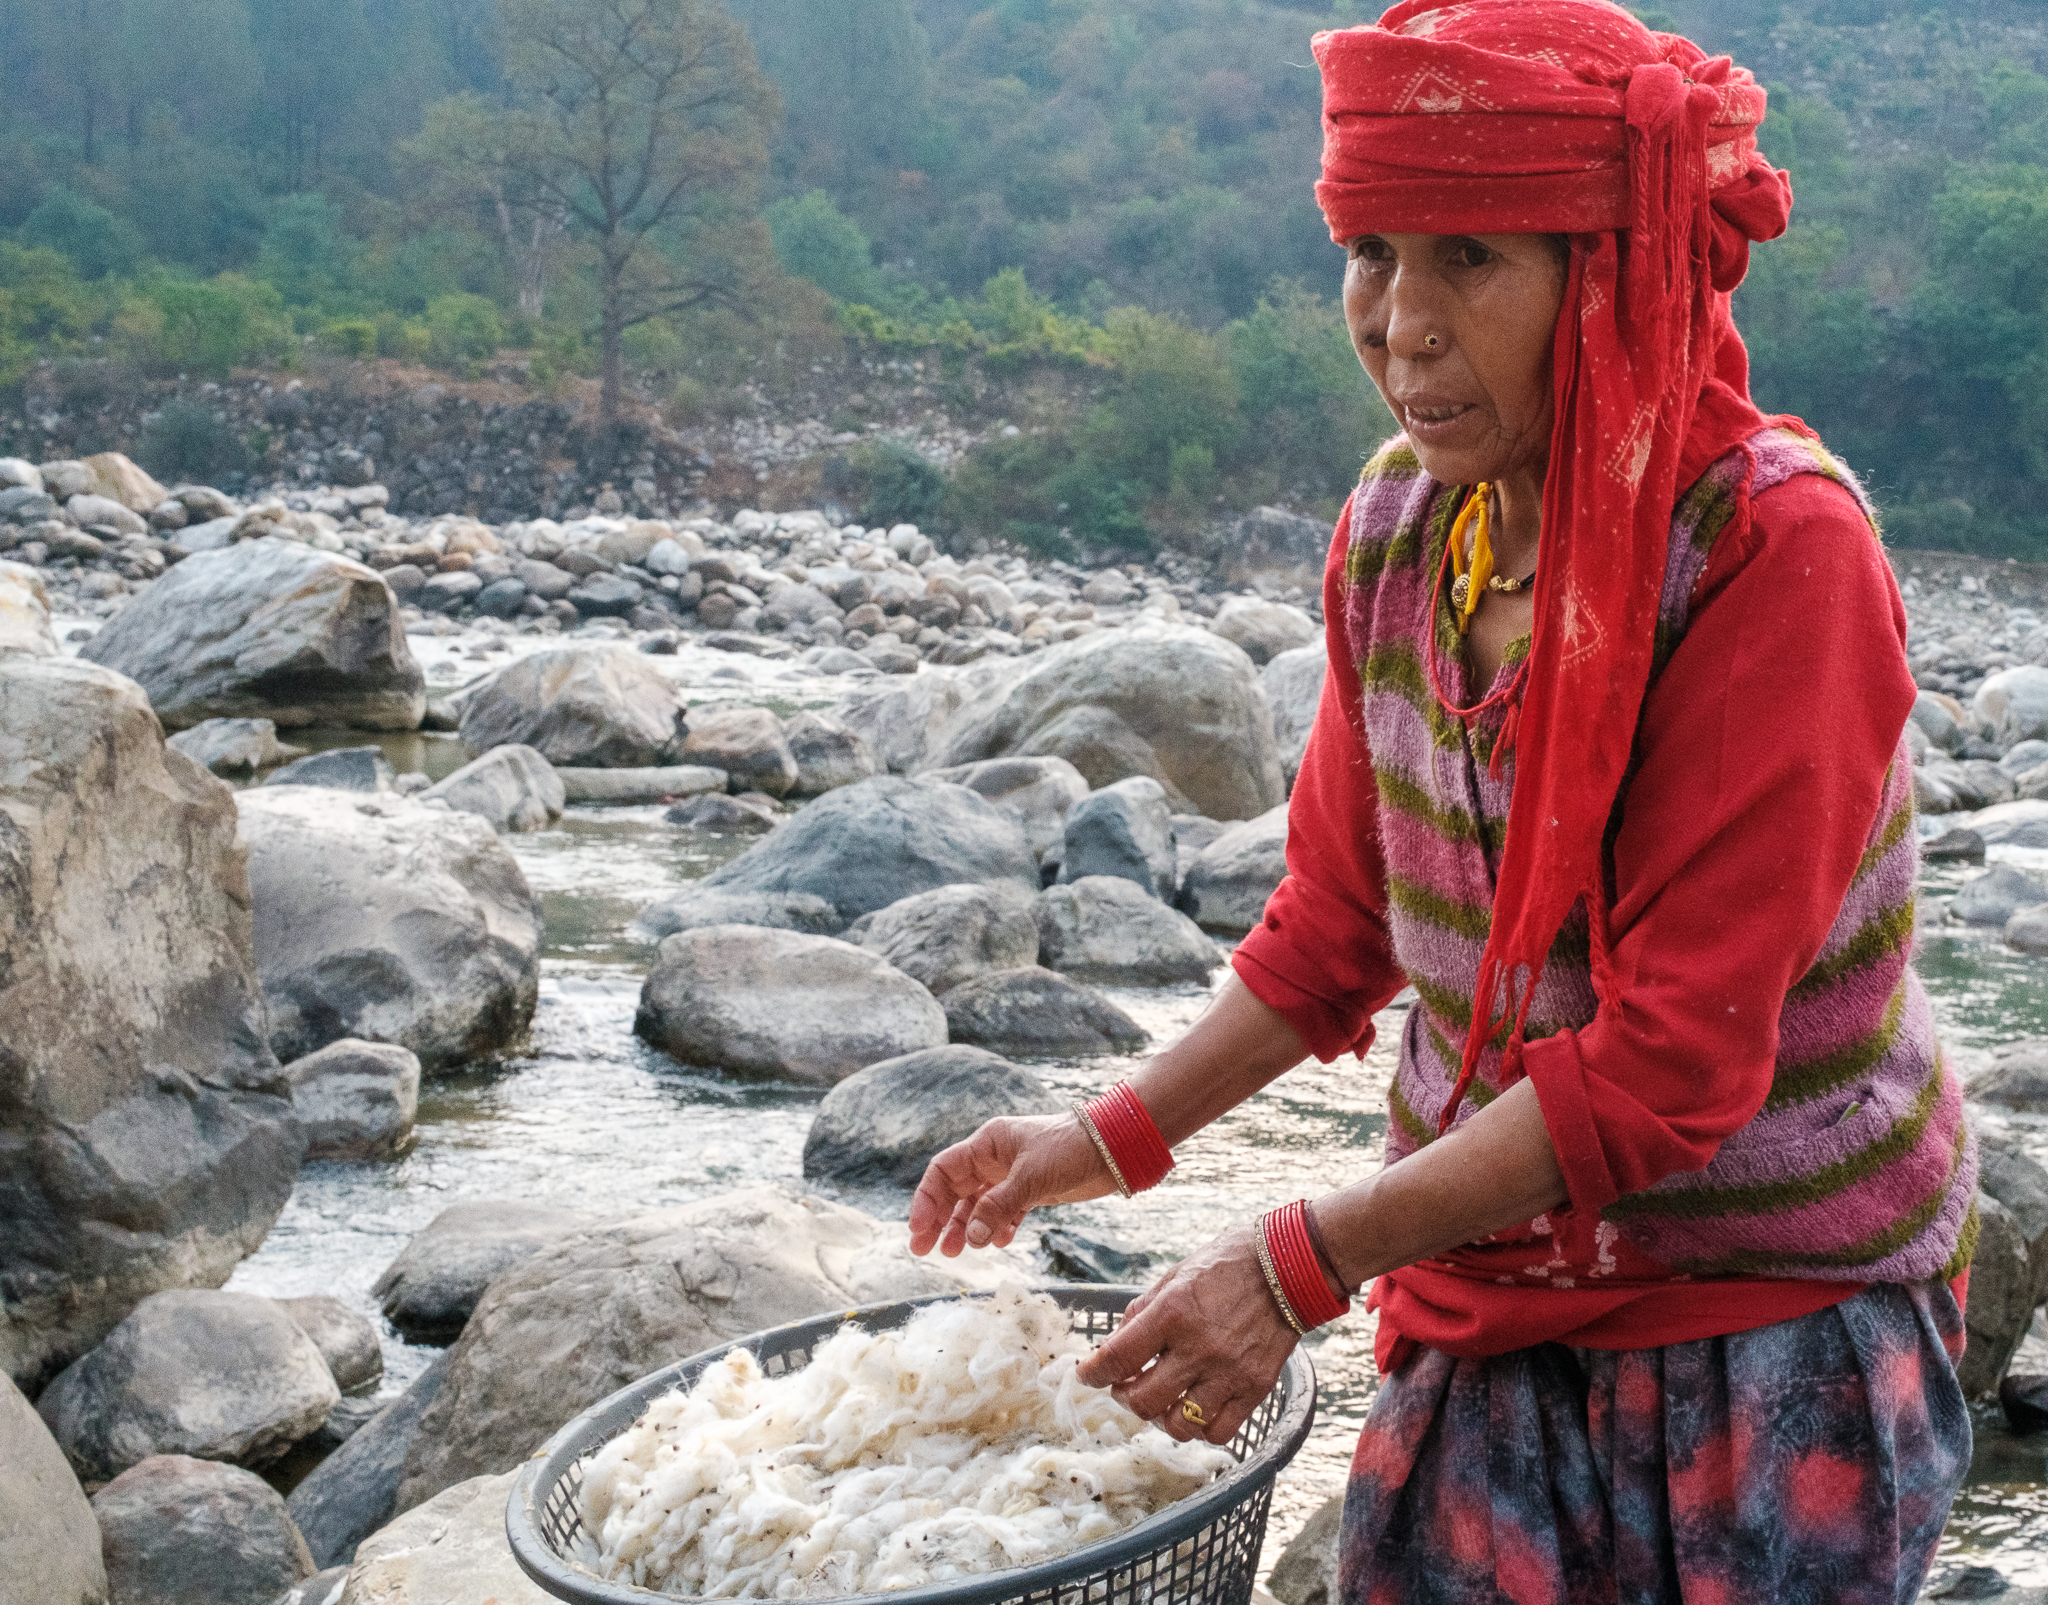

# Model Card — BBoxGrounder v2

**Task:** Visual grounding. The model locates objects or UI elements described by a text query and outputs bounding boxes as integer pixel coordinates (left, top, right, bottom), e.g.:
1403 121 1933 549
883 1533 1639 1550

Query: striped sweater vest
1344 426 1977 1283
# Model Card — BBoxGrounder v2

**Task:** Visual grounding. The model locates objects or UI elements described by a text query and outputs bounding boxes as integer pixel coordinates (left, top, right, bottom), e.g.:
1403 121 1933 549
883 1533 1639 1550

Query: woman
909 2 1976 1598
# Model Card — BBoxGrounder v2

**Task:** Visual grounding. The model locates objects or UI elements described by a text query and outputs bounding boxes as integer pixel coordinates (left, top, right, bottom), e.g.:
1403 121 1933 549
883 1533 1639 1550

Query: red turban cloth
1313 1 1799 1122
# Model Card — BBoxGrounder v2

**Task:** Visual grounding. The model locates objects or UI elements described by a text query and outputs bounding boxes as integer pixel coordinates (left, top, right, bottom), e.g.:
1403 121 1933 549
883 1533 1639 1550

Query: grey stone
372 1202 588 1347
473 578 527 619
930 622 1285 820
1949 864 2048 926
1923 827 1987 865
1211 596 1317 666
423 744 564 833
394 1190 1019 1507
417 571 482 613
1971 1041 2048 1112
166 716 293 775
0 558 56 657
2011 905 2048 955
0 658 299 1392
687 775 1038 926
635 926 947 1086
0 1371 106 1605
681 704 798 797
785 710 881 798
94 1455 312 1605
1221 505 1330 592
1976 666 2048 748
941 966 1148 1059
66 493 148 536
1040 1228 1158 1285
859 883 1040 995
39 459 97 499
287 1352 454 1571
0 456 42 492
172 485 235 521
2001 740 2048 777
2002 1373 2048 1435
554 764 725 804
238 789 541 1073
1035 877 1222 986
1978 1129 2048 1247
919 755 1090 861
1263 641 1326 787
280 1563 350 1604
1177 804 1289 934
1953 801 2048 848
275 1297 382 1397
633 886 843 941
512 559 574 601
457 646 688 768
1912 692 1964 753
764 581 840 630
80 539 424 731
38 1291 339 1484
261 746 397 793
831 673 967 774
1 485 60 522
286 1040 420 1162
1060 776 1177 900
665 792 781 833
569 573 642 617
1267 1492 1344 1605
802 1046 1063 1188
1960 1191 2045 1397
333 1469 548 1605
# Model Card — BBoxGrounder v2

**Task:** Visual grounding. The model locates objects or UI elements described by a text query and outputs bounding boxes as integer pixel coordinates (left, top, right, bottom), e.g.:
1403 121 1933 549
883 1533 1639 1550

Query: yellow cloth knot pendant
1448 483 1493 635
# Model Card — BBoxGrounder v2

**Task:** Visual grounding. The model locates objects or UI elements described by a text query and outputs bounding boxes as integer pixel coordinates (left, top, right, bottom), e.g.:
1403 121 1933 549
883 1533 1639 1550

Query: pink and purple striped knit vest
1346 426 1977 1283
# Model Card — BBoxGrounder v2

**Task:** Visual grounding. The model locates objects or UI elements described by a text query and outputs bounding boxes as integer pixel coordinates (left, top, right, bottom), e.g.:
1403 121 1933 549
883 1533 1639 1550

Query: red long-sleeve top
1233 473 1939 1364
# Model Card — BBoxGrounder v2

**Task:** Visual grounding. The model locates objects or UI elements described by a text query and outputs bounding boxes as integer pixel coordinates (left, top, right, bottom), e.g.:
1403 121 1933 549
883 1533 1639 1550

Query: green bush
320 318 379 357
377 312 432 364
131 273 292 375
18 186 145 281
425 293 502 364
768 191 885 306
850 438 947 528
137 397 253 483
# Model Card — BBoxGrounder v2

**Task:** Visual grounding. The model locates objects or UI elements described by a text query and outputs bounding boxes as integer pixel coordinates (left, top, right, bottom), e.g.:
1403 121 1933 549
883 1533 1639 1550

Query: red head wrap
1313 1 1799 1125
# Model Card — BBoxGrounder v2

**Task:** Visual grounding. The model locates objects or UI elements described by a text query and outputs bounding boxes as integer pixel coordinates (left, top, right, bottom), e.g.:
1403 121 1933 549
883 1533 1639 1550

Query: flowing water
220 693 2048 1585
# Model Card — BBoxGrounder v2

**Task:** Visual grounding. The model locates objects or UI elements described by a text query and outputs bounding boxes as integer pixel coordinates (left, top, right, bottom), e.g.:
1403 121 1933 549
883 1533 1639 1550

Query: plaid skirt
1340 1282 1971 1605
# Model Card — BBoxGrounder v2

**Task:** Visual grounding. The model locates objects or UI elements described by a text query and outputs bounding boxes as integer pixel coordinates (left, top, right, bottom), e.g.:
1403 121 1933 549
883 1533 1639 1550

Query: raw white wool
578 1288 1235 1599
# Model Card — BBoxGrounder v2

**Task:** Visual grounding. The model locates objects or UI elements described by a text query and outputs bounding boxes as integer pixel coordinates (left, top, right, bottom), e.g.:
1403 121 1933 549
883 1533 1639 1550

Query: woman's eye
1349 237 1391 263
1452 240 1493 269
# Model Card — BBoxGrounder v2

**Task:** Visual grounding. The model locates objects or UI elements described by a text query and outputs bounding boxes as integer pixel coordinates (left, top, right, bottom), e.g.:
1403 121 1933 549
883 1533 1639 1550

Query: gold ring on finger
1180 1397 1208 1427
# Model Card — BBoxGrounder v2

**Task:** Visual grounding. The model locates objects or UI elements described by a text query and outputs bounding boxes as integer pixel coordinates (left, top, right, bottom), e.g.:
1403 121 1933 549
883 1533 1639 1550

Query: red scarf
1313 1 1798 1125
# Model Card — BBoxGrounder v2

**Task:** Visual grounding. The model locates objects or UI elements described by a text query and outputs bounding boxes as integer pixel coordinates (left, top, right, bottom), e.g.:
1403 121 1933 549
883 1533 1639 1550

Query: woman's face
1344 233 1568 489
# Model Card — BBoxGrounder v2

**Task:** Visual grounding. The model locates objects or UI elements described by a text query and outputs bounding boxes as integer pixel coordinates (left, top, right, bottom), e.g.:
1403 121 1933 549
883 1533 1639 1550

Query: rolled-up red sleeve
1232 493 1409 1060
1522 474 1919 1217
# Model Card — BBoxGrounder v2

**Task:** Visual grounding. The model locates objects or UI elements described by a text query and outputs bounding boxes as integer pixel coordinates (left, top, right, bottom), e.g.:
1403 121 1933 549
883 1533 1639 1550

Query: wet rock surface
801 1047 1063 1188
93 1454 313 1605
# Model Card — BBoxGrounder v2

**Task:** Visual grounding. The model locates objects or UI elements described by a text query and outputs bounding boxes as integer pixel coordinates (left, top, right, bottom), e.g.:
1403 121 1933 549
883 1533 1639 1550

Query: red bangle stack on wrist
1256 1200 1352 1333
1072 1082 1174 1198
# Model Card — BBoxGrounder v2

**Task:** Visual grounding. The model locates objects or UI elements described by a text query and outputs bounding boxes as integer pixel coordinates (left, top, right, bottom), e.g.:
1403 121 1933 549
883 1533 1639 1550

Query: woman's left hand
1075 1225 1300 1447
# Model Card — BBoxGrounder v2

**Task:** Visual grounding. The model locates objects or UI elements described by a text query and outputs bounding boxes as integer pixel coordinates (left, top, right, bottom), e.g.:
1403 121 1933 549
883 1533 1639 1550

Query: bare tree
400 92 569 319
499 0 778 423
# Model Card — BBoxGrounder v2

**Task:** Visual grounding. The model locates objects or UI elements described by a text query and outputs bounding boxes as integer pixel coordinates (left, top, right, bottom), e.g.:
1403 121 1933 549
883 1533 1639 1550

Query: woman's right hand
907 1111 1117 1256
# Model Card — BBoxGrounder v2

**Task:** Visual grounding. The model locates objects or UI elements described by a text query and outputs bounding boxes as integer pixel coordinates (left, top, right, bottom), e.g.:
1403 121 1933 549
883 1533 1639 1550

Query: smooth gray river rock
422 745 564 832
1177 804 1289 935
93 1455 313 1605
681 704 798 797
372 1202 591 1346
940 967 1148 1059
858 882 1040 995
335 1469 546 1605
802 1046 1063 1188
286 1040 421 1162
553 763 726 804
1262 641 1326 787
1034 877 1222 986
0 1372 105 1605
1059 776 1177 900
289 1353 455 1570
919 755 1090 861
456 645 688 768
276 1296 384 1397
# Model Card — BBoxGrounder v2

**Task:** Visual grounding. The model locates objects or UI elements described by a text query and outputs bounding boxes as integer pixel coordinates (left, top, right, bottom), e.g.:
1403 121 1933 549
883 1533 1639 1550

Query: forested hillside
3 0 2047 556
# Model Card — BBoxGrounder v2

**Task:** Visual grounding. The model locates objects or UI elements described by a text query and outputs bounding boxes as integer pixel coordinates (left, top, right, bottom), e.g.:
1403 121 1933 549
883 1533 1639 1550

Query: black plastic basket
506 1284 1317 1605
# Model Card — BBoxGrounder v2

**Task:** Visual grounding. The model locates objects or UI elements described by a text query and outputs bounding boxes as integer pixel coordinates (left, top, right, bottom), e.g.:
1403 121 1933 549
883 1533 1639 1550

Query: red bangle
1260 1201 1351 1330
1079 1082 1174 1195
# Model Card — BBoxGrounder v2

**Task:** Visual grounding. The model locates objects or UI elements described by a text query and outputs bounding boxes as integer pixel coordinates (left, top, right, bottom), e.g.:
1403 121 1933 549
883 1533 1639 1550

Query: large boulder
801 1047 1064 1188
0 657 300 1392
685 776 1038 926
1959 1191 2046 1397
238 789 542 1073
372 1202 590 1346
93 1455 312 1605
681 704 799 797
335 1470 549 1605
784 711 881 798
1210 596 1317 667
456 646 688 768
1059 777 1177 900
0 1372 107 1605
275 1297 382 1396
1035 877 1222 986
421 745 564 833
929 623 1285 820
394 1189 1020 1506
1954 800 2048 848
919 755 1090 861
941 967 1149 1059
0 557 57 658
1971 1041 2048 1112
83 451 170 514
1177 804 1289 935
1220 505 1332 592
1268 1492 1345 1605
80 540 424 731
633 886 843 941
262 746 396 794
288 1353 454 1570
859 883 1040 995
37 1291 339 1485
1976 666 2048 749
286 1040 420 1162
1949 864 2048 926
635 927 947 1086
1263 641 1326 787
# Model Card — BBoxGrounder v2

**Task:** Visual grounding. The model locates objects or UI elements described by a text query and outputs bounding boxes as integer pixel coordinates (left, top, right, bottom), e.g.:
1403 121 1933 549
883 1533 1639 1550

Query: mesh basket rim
504 1282 1317 1605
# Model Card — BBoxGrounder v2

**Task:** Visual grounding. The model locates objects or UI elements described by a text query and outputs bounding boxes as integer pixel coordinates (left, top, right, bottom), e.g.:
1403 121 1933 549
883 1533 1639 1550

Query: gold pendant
1451 573 1472 611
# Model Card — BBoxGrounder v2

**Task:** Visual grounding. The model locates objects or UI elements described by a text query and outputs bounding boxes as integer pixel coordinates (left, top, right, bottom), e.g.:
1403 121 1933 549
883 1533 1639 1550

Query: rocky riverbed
9 451 2048 1605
